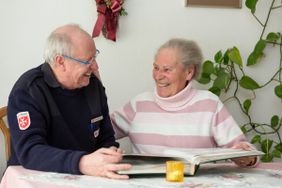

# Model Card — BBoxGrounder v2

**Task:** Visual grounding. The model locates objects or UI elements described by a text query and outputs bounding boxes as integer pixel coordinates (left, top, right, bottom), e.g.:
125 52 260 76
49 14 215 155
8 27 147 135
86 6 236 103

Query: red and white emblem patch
17 111 31 130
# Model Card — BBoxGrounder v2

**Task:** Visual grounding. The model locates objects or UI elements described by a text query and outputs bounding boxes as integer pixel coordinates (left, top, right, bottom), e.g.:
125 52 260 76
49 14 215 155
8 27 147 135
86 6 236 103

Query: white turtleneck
154 83 197 112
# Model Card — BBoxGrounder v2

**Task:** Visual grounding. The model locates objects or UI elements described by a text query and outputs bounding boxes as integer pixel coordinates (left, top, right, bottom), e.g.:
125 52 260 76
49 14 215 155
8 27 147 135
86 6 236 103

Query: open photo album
118 148 264 176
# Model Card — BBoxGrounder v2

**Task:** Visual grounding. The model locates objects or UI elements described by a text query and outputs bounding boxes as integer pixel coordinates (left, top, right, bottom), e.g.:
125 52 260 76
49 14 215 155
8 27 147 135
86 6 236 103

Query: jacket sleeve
8 89 86 174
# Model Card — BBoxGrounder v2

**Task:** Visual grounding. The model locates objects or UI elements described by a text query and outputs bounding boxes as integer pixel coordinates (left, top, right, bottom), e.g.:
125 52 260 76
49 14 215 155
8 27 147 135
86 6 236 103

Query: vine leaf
247 53 255 66
243 99 252 113
197 73 211 84
245 0 258 14
213 72 230 89
197 60 215 84
261 139 273 153
261 138 273 162
223 50 230 65
275 143 282 152
254 40 266 53
273 149 281 158
241 126 247 134
209 87 221 96
239 76 260 90
214 50 223 63
271 115 279 128
274 84 282 98
247 40 266 66
251 135 261 144
266 32 280 42
228 47 243 66
261 154 273 162
202 60 214 74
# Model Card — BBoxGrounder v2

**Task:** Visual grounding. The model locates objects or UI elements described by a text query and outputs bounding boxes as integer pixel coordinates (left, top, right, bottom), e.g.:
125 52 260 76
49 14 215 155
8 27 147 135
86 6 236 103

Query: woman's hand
231 142 257 167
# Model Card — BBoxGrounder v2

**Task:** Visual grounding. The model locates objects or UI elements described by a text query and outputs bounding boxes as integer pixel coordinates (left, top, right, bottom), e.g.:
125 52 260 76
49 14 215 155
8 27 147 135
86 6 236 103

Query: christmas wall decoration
92 0 127 41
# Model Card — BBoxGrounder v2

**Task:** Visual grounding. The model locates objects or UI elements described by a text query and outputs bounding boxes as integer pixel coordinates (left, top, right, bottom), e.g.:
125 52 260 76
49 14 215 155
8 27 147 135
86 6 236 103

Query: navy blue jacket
7 63 118 174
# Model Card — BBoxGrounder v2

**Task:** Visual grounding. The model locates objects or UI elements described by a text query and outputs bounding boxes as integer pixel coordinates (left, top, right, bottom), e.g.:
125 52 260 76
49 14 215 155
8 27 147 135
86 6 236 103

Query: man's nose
90 60 101 80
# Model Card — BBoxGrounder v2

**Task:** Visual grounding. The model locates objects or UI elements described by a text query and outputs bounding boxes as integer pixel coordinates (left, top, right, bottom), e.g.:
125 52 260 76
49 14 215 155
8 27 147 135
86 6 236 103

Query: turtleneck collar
154 83 197 111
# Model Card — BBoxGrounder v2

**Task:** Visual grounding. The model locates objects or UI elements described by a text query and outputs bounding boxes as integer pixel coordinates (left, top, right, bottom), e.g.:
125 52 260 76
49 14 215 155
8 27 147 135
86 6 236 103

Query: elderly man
7 24 131 179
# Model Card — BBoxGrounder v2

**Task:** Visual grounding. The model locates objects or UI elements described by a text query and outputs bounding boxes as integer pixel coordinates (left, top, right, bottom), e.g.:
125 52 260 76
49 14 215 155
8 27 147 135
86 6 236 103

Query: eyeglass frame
62 49 100 65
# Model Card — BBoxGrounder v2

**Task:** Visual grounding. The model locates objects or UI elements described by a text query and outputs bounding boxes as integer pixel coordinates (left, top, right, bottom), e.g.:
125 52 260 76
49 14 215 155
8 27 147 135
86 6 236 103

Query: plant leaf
241 126 247 134
271 115 279 128
209 87 221 96
274 84 282 98
228 47 243 66
214 50 223 63
275 143 282 152
254 40 266 55
197 73 211 84
266 32 280 42
247 40 266 66
239 76 260 90
261 139 273 153
261 154 273 162
223 50 230 65
251 135 261 144
213 72 230 89
245 0 258 14
202 60 214 74
243 99 251 113
272 149 281 158
247 52 256 66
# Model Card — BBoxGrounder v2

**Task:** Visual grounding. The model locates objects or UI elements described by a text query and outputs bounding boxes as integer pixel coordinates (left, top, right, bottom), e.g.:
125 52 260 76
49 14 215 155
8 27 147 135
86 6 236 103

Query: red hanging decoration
92 0 127 42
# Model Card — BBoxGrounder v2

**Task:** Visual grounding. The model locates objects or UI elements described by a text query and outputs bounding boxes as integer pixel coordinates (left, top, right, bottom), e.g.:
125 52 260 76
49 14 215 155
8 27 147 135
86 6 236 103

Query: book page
119 154 195 175
163 148 264 165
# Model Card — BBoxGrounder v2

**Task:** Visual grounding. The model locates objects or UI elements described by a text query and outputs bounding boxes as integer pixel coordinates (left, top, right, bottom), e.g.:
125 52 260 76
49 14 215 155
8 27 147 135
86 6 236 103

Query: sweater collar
154 83 196 111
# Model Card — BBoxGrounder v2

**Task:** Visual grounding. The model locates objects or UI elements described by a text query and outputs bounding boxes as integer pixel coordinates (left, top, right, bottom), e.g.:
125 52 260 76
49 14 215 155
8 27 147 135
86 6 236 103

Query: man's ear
186 66 195 81
55 55 66 71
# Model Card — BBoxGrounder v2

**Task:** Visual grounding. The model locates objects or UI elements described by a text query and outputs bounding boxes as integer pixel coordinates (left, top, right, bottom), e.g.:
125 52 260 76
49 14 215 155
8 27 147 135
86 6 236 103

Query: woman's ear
186 66 195 81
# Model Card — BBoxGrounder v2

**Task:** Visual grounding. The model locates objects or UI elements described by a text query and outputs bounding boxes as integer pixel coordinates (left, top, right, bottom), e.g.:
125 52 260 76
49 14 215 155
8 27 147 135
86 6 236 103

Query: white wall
0 0 281 177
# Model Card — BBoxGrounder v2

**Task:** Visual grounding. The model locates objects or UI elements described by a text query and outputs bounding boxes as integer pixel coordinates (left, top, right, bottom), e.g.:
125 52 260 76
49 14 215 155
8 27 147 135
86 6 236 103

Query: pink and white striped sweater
111 83 248 154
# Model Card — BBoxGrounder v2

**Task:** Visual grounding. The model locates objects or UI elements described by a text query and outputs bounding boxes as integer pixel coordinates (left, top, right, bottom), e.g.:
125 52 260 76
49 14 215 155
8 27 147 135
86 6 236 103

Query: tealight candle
166 161 184 182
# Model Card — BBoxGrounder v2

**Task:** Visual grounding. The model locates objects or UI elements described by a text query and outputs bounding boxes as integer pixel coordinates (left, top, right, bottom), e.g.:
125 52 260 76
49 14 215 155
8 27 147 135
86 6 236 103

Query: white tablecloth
1 163 282 188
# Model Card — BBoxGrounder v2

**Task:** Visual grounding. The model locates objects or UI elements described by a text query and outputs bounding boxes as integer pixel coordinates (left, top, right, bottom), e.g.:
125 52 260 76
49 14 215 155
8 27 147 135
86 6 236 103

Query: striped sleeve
211 99 247 147
111 101 136 139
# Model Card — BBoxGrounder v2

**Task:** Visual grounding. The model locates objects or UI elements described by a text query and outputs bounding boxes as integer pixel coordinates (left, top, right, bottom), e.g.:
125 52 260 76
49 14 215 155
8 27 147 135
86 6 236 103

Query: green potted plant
197 0 282 162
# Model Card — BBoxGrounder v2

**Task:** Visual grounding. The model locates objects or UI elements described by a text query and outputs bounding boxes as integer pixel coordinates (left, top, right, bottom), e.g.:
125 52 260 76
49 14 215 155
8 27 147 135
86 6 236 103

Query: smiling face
54 30 99 89
153 48 195 97
64 34 98 89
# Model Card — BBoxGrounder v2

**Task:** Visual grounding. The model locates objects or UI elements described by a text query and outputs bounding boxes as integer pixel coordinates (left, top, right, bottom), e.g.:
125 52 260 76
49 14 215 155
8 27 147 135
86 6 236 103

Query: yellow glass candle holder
166 161 184 182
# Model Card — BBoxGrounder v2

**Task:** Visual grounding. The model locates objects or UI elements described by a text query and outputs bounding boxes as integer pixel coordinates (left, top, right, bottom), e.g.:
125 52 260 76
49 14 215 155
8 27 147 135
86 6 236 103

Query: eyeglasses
63 49 100 65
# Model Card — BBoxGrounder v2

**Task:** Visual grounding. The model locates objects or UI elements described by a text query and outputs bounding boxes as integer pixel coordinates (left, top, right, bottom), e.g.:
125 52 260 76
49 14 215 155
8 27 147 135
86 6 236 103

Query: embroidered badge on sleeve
17 111 31 130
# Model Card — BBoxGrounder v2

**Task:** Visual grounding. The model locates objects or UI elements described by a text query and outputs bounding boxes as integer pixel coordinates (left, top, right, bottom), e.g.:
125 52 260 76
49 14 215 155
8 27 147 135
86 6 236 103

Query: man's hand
79 147 132 179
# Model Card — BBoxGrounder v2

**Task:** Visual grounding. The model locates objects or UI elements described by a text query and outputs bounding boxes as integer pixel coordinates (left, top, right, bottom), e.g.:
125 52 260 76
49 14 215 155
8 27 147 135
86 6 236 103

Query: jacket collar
41 63 61 88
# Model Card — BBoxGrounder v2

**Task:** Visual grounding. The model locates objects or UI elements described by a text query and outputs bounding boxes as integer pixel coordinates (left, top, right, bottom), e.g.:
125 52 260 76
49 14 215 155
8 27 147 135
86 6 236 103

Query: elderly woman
111 38 258 167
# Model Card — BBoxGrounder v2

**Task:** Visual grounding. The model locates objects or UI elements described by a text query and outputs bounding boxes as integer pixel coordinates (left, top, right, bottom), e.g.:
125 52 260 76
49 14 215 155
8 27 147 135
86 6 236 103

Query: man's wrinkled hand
79 147 132 179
